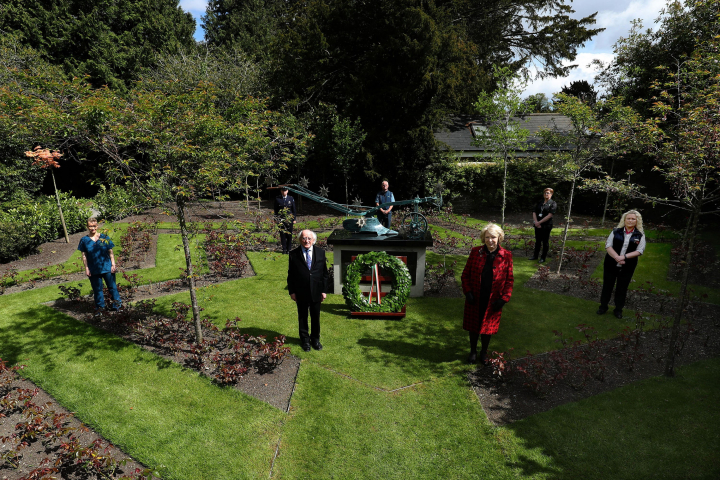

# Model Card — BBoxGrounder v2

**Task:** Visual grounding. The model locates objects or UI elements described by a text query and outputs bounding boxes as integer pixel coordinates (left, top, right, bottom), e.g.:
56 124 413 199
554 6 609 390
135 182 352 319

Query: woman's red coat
461 245 514 334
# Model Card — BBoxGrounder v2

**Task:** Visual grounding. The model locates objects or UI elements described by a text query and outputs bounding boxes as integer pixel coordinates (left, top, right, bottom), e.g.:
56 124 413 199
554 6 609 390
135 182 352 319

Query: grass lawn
0 235 718 479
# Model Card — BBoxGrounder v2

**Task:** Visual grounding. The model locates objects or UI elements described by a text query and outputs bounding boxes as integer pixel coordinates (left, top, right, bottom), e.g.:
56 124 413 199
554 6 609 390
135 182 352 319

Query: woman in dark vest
597 210 646 319
529 188 557 263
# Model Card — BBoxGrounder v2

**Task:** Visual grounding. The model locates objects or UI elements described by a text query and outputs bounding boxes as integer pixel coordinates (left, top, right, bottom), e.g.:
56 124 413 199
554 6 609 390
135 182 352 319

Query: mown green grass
0 289 281 480
0 233 718 479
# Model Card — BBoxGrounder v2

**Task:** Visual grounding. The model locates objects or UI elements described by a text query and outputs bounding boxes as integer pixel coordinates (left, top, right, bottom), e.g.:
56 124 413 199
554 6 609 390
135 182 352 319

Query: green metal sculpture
276 182 442 238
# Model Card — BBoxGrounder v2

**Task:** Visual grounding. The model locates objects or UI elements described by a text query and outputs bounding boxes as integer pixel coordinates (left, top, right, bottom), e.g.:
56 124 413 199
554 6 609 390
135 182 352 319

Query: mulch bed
469 312 720 426
0 372 152 480
472 244 720 426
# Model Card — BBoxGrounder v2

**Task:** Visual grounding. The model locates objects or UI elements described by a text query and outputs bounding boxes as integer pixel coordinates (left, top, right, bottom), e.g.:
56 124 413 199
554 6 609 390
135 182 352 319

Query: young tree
472 66 530 225
79 84 309 343
538 94 636 273
623 39 720 377
24 147 69 243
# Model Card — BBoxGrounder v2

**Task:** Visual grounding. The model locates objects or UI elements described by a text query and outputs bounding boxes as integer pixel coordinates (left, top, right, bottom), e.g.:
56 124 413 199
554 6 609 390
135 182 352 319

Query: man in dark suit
287 229 329 351
274 186 296 254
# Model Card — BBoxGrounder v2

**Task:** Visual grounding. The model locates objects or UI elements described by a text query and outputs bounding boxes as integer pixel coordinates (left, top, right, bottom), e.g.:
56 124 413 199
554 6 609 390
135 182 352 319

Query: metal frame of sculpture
275 183 442 239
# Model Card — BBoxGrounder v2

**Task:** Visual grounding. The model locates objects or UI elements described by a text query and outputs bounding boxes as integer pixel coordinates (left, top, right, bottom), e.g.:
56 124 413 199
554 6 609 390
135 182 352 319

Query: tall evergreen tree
0 0 196 91
270 0 601 195
202 0 290 64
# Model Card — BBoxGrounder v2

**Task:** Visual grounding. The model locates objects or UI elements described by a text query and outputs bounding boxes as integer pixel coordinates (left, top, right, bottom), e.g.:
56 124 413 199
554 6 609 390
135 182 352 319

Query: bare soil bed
0 373 152 480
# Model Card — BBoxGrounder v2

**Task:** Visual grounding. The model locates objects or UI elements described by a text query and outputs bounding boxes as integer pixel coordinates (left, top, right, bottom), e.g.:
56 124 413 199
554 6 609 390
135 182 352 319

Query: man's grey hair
297 229 317 241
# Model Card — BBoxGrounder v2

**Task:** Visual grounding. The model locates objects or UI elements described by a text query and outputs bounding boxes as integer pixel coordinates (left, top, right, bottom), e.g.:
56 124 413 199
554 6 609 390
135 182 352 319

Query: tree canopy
0 0 196 90
269 0 601 195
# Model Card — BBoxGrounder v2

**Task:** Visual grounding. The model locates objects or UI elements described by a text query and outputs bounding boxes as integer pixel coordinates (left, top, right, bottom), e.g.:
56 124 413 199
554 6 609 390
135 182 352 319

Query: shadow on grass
0 305 168 373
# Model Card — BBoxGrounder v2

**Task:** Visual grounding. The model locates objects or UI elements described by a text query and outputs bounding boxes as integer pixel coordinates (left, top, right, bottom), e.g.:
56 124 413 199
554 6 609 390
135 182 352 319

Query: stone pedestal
327 229 434 297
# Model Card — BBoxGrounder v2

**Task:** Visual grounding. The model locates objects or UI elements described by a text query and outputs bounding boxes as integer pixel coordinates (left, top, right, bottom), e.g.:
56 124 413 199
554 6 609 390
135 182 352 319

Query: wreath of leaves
342 251 411 312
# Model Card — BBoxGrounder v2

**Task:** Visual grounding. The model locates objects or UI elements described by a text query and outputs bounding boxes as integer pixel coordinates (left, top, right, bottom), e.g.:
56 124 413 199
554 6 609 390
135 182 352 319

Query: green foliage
342 251 411 313
137 45 263 105
307 103 367 204
0 0 196 91
0 193 91 262
560 80 597 106
473 65 531 224
522 93 554 113
271 0 600 195
203 0 287 66
596 0 719 115
92 185 151 222
425 153 562 213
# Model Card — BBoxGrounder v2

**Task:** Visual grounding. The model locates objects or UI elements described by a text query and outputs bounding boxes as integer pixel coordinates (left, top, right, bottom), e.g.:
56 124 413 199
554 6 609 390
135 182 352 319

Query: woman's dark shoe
528 256 538 260
467 352 477 364
538 258 546 263
479 353 488 366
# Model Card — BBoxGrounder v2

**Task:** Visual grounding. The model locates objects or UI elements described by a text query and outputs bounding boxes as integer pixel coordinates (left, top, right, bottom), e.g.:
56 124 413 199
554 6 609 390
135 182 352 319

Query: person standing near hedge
274 186 296 254
461 223 514 365
529 188 557 263
78 217 121 313
597 210 646 319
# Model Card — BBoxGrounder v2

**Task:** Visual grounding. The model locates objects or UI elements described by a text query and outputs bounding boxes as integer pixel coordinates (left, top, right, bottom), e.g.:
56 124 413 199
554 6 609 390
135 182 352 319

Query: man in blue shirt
375 180 395 228
78 217 121 312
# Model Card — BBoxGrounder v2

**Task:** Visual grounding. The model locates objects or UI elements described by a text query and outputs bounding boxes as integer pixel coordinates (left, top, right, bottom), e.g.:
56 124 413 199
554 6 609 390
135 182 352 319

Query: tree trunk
177 201 204 344
51 170 70 243
663 206 699 377
601 159 615 226
556 176 577 274
256 176 261 210
501 153 508 226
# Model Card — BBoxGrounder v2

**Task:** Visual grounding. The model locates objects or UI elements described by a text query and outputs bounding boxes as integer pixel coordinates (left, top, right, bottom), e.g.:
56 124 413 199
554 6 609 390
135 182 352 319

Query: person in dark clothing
597 210 646 319
274 186 296 254
529 188 557 263
461 223 514 365
287 229 329 352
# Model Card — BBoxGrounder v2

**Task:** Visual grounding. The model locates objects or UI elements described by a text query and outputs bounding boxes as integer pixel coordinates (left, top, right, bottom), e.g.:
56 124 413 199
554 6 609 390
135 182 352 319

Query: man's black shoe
538 258 546 263
614 310 623 319
596 306 608 315
301 343 311 352
311 339 323 351
528 256 538 260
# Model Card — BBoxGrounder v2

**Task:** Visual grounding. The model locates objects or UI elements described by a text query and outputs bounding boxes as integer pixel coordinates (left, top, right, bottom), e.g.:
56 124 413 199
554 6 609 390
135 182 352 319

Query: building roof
434 113 573 158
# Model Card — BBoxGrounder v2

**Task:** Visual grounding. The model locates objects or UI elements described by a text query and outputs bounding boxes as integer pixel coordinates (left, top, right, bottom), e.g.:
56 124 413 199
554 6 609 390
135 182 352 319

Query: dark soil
469 312 720 426
0 375 150 480
49 294 301 413
473 243 720 426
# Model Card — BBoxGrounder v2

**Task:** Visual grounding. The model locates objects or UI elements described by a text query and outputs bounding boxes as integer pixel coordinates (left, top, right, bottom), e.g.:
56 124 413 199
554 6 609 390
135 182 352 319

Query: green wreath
342 251 411 313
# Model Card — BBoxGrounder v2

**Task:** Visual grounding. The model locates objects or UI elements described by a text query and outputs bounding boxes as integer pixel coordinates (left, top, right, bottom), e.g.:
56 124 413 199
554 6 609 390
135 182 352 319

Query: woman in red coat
461 223 514 364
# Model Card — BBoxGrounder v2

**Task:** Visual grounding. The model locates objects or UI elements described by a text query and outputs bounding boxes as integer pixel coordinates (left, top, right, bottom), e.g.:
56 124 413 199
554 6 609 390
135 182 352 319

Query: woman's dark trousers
533 225 552 260
600 255 637 312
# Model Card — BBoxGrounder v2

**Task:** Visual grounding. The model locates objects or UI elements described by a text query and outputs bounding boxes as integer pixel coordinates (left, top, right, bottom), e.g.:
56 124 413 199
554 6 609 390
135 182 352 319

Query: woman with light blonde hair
461 223 514 364
597 210 646 319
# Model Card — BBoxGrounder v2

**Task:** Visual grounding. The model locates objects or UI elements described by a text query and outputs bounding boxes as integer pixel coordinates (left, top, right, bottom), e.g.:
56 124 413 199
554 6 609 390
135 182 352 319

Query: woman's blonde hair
480 223 505 244
617 210 644 233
